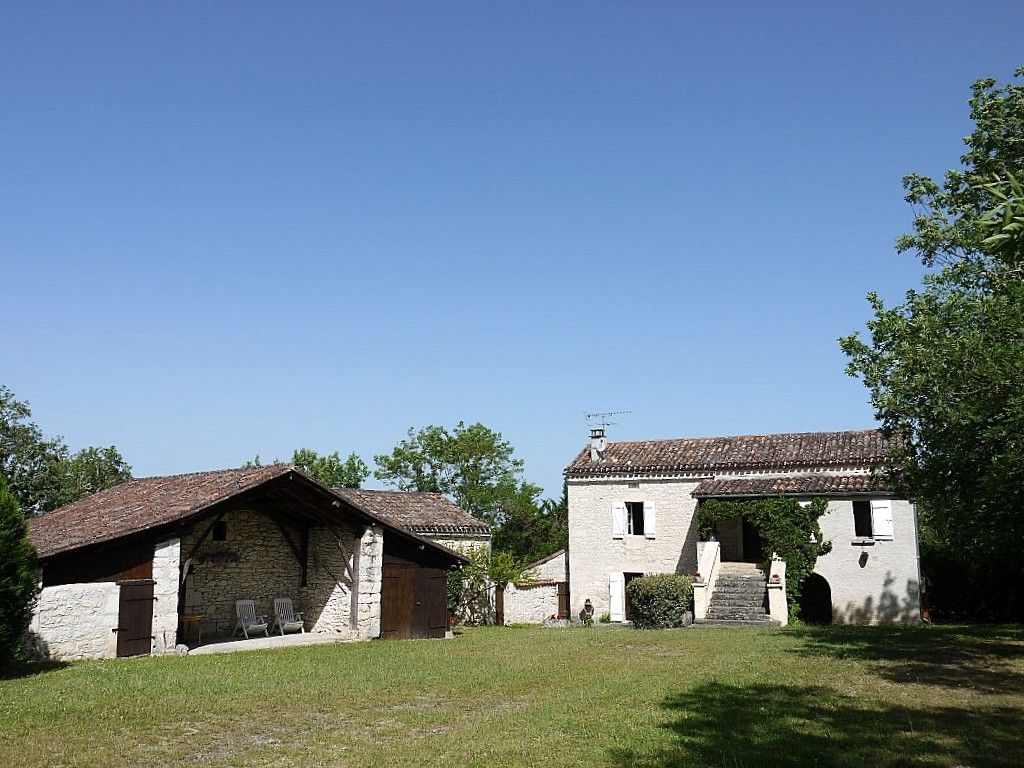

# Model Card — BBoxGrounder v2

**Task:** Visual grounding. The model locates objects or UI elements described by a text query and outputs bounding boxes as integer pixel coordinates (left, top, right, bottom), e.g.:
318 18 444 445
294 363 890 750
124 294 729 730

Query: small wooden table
180 613 204 646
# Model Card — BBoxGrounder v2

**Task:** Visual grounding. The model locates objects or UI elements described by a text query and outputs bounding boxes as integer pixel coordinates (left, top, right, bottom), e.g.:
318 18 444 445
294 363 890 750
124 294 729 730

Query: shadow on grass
0 659 69 681
788 625 1024 694
608 681 1023 768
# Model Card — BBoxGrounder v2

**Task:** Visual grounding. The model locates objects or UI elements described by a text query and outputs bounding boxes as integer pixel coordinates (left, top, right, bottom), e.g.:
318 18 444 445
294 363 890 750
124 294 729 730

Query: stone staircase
698 562 776 627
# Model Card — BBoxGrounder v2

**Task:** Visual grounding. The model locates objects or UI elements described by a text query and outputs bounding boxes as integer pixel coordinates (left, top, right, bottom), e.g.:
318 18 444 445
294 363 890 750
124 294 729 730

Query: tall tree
492 481 568 563
1 386 132 515
840 68 1024 620
246 448 370 488
0 475 38 668
374 422 526 523
290 448 369 488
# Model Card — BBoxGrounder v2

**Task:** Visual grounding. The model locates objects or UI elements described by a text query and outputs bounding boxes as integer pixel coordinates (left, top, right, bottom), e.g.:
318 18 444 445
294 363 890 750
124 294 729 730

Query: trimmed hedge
625 573 693 629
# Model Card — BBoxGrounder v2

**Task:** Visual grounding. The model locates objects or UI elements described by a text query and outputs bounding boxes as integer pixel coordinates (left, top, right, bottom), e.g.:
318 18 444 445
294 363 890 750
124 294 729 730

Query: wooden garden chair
233 599 270 639
272 597 306 635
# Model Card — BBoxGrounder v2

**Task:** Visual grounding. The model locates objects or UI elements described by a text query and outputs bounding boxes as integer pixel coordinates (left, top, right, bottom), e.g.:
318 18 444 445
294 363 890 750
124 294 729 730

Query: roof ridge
599 428 883 447
130 463 291 483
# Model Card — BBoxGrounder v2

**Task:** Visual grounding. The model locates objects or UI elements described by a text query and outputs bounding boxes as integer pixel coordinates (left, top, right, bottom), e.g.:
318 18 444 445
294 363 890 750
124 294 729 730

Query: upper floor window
853 501 873 538
626 502 645 536
852 499 894 541
611 500 657 539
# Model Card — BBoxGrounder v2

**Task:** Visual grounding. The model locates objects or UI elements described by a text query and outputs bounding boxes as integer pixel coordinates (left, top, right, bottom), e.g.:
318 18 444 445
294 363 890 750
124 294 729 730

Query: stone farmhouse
565 428 922 626
27 465 468 660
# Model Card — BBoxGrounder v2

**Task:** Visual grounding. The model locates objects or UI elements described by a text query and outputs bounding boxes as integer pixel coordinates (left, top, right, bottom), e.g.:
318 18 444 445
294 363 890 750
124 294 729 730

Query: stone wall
151 537 180 653
815 499 921 624
568 478 698 620
355 524 383 639
504 582 559 624
503 550 567 624
426 534 490 554
528 550 568 581
181 510 367 639
30 582 119 660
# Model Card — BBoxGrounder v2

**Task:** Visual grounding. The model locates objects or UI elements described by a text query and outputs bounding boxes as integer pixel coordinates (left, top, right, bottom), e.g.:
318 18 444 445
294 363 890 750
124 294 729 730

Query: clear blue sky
3 3 1020 497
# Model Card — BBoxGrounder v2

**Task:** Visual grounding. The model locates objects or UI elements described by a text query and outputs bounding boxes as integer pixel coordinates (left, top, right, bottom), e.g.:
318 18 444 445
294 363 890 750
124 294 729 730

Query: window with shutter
853 500 873 538
625 502 645 536
611 501 626 539
870 499 894 540
644 501 656 539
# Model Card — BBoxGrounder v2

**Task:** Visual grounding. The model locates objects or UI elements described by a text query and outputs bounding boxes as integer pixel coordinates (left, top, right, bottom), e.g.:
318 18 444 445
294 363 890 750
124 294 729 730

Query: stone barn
27 465 466 660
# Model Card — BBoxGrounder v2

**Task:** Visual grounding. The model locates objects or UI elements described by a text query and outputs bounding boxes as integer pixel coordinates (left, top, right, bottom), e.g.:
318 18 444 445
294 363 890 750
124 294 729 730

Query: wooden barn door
381 562 448 640
413 569 448 639
116 579 155 657
380 564 416 639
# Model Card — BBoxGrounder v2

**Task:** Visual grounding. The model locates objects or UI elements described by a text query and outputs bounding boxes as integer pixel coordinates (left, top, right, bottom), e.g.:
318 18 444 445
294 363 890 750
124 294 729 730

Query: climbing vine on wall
698 497 832 620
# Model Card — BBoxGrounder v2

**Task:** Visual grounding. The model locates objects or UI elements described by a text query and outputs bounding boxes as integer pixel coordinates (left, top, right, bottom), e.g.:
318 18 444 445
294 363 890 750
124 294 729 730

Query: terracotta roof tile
692 474 894 498
332 489 490 535
565 429 892 476
28 465 292 559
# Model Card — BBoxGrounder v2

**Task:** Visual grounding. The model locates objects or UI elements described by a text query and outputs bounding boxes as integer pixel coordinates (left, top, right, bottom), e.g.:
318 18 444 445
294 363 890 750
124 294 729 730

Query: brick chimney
590 427 608 462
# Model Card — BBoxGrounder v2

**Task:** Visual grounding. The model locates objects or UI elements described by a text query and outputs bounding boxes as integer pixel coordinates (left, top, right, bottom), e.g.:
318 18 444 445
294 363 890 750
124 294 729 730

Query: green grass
2 624 1022 767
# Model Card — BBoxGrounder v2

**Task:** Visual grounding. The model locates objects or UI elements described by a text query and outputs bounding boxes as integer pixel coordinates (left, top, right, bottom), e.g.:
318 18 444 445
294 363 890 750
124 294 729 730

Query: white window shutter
871 500 894 540
644 501 657 539
611 501 626 539
609 572 626 622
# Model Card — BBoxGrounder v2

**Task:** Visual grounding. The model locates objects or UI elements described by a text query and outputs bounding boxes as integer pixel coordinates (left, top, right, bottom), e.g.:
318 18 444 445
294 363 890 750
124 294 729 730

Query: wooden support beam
299 525 309 587
269 515 303 565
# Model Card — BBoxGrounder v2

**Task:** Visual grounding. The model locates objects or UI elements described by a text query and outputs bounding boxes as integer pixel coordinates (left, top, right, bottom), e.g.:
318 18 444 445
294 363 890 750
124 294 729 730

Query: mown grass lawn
1 624 1022 768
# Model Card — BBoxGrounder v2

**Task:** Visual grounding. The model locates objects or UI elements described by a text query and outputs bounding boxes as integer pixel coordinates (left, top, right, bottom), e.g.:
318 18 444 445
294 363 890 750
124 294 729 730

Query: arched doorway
799 573 833 625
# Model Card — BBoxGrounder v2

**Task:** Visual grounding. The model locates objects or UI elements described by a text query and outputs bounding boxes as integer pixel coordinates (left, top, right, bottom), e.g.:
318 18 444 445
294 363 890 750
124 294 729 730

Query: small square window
852 501 872 538
212 520 228 542
625 502 645 536
627 482 640 489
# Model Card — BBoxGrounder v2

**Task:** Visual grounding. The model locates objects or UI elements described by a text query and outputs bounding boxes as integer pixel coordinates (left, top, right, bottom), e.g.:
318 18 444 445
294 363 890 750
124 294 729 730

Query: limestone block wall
151 537 180 653
299 525 360 635
182 510 316 637
30 582 119 660
356 524 383 639
568 478 698 620
529 550 568 581
504 583 559 624
815 499 921 624
425 534 491 554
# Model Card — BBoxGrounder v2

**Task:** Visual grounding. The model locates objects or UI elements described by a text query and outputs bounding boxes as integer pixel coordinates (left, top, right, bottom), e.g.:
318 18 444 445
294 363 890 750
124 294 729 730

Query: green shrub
625 573 693 629
0 475 38 668
598 612 611 623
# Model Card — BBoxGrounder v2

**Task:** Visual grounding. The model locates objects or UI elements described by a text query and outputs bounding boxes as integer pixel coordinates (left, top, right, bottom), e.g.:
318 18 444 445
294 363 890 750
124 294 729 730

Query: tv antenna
586 410 632 430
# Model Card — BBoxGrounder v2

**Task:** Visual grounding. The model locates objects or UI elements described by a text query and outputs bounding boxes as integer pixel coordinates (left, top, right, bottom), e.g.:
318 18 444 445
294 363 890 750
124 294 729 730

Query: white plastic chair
233 599 270 639
272 597 306 635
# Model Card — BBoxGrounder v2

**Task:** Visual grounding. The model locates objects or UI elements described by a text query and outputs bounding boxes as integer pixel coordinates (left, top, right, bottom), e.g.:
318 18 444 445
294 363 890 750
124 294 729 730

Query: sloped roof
28 465 293 559
28 466 469 565
692 474 894 498
565 429 892 477
332 489 490 535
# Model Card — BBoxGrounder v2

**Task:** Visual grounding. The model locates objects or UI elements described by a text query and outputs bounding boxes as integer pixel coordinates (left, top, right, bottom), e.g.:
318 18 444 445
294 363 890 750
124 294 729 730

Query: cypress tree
0 474 38 668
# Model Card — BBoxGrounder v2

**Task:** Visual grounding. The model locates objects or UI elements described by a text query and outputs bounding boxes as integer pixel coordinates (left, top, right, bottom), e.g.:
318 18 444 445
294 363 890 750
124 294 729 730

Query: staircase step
696 617 778 627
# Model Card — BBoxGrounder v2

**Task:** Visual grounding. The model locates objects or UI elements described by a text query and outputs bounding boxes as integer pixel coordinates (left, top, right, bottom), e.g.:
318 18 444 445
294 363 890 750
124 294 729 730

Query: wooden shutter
611 501 626 539
644 501 657 539
609 572 626 622
870 499 894 540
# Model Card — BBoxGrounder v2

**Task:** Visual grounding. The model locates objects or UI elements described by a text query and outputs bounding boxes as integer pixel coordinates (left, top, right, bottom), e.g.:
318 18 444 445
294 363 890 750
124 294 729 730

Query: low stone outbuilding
27 466 466 660
502 549 569 624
